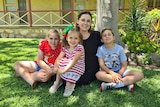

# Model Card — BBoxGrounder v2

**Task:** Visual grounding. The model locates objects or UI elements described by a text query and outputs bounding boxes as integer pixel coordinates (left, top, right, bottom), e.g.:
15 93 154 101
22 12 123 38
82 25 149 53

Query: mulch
128 61 160 71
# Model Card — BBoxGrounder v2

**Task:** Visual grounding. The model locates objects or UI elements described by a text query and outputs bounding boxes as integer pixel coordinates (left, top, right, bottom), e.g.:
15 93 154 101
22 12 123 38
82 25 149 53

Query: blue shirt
96 44 127 72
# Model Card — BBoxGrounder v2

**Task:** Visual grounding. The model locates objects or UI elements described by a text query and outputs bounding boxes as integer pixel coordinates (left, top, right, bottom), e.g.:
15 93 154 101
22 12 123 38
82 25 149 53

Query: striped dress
59 44 85 83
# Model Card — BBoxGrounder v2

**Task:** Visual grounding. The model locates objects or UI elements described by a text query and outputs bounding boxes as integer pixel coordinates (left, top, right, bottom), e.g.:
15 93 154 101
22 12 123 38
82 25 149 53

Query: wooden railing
0 10 96 27
0 9 128 28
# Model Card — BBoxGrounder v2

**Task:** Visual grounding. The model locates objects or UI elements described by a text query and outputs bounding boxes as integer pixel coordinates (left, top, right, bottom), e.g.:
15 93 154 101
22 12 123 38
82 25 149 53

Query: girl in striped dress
49 28 85 97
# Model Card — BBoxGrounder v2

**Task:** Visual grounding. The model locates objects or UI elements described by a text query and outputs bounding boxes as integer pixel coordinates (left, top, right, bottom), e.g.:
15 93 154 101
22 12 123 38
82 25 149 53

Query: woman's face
77 14 92 32
48 33 60 48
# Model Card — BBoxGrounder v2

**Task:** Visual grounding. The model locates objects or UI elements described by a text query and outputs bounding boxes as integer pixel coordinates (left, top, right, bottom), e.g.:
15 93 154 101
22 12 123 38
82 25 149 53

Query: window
148 0 153 8
156 0 160 7
74 0 85 10
75 0 84 2
119 0 124 9
148 0 160 8
5 0 16 4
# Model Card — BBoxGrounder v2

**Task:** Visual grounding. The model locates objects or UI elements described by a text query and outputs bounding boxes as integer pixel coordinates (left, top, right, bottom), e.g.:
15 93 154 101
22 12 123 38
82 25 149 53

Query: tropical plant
145 8 160 44
119 0 159 64
122 0 147 31
91 12 96 29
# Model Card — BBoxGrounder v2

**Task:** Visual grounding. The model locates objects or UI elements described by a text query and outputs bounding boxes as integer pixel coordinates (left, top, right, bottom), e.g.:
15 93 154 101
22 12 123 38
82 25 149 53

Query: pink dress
59 44 85 83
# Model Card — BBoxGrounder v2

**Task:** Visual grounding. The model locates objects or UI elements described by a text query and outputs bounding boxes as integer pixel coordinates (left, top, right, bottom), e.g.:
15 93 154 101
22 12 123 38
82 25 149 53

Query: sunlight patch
86 92 96 101
66 96 79 105
0 74 11 79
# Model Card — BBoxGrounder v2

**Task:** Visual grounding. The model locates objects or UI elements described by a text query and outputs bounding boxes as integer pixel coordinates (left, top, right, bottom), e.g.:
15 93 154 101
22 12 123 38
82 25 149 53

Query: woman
14 29 62 88
76 11 102 85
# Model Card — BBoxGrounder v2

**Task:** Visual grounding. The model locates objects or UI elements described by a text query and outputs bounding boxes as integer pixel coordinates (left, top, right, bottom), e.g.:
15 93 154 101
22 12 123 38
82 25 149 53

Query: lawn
0 38 160 107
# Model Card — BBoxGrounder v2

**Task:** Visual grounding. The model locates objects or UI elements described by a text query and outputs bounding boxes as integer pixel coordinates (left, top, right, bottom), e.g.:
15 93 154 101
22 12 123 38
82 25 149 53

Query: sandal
49 81 63 94
63 84 76 97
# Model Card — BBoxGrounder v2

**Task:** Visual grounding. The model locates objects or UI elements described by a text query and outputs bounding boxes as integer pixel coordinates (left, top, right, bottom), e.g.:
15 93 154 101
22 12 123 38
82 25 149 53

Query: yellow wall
0 0 4 10
85 0 97 9
30 0 96 25
30 0 60 25
31 0 60 10
0 0 4 25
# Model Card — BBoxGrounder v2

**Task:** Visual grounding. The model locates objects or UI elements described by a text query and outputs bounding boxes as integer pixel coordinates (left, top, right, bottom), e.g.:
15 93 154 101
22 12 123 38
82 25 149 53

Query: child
95 28 144 92
14 29 62 88
49 27 85 97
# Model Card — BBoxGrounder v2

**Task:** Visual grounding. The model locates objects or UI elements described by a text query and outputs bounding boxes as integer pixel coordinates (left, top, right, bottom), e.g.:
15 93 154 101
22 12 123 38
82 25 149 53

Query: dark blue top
77 31 102 85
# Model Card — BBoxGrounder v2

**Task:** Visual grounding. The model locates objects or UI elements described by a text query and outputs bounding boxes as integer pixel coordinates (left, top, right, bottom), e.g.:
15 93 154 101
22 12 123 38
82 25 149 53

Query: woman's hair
76 11 93 33
100 28 114 38
62 28 83 47
46 29 61 40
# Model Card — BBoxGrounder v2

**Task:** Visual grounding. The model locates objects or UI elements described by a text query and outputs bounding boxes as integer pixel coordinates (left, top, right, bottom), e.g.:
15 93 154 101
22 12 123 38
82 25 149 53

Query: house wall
30 0 61 25
85 0 96 9
0 0 4 10
31 0 60 10
0 0 4 25
73 0 96 23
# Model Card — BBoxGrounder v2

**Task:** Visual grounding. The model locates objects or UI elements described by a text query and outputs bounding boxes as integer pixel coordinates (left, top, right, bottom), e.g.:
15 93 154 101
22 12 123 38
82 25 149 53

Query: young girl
14 29 61 88
49 28 85 97
96 28 144 92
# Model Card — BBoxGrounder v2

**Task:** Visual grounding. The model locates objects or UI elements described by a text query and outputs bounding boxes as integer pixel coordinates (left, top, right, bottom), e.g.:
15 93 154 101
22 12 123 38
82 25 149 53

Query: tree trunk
95 0 124 47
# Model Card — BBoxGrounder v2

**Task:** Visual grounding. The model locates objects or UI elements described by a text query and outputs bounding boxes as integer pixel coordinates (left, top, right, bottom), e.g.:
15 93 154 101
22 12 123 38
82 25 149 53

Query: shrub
121 30 157 54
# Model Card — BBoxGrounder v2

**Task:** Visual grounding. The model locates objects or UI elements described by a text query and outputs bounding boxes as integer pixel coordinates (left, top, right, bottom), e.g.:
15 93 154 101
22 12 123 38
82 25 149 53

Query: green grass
0 38 160 107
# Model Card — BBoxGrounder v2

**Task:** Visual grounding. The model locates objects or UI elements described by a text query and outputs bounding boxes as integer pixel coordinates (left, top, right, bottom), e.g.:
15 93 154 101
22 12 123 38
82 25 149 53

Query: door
18 0 28 23
62 0 72 24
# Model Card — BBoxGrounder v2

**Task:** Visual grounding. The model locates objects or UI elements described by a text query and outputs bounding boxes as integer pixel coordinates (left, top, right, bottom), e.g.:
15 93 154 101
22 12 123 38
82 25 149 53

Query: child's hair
46 29 61 40
62 28 83 47
100 28 114 38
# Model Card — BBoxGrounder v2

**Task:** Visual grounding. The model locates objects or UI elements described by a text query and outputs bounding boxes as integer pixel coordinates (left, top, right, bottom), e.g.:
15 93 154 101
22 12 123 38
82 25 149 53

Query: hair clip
63 24 74 38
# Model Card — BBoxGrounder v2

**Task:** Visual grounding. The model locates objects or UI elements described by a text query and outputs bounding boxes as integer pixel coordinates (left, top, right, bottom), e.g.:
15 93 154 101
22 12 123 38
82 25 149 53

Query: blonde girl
49 28 85 97
14 29 62 88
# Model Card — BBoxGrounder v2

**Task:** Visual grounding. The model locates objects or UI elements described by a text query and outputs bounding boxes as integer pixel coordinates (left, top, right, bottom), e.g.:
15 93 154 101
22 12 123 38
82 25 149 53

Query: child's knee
13 61 20 70
96 72 102 80
139 72 144 80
